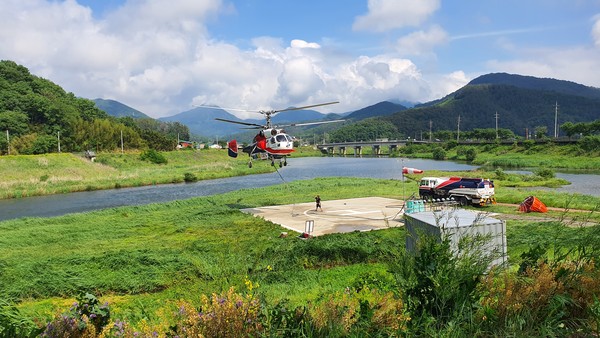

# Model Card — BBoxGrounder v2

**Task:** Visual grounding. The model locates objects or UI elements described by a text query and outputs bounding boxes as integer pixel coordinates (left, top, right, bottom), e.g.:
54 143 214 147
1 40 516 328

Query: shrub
465 148 477 162
478 260 600 334
184 172 198 182
400 231 494 332
171 286 263 338
494 168 507 180
578 135 600 153
432 147 446 160
139 149 168 164
41 292 111 337
444 140 458 150
534 168 555 179
522 139 535 149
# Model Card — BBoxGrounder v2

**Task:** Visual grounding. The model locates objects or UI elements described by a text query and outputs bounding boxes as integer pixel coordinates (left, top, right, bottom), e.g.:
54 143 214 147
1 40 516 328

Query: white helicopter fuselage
263 129 294 154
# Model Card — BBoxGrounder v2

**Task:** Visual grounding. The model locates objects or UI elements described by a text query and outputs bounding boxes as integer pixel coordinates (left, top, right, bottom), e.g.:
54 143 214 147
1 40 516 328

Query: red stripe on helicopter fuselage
265 147 295 155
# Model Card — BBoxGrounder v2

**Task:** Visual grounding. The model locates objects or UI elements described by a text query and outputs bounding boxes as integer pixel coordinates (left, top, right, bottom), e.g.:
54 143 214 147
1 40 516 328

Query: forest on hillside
383 84 600 139
0 60 189 155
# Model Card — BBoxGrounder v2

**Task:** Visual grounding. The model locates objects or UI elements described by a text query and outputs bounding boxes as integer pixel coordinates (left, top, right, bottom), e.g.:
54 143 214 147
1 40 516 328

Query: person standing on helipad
315 195 322 211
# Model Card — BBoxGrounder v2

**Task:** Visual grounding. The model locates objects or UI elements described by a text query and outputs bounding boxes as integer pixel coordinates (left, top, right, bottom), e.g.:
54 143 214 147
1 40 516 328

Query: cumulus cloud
353 0 440 32
0 0 460 118
486 46 600 89
396 25 449 55
426 71 469 100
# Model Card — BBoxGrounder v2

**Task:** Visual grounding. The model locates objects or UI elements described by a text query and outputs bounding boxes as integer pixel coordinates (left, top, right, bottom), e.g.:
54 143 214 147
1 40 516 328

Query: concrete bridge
317 139 429 155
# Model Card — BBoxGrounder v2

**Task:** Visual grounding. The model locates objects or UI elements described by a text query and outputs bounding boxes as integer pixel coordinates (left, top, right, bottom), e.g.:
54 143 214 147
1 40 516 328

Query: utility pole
456 115 461 142
57 131 61 153
429 120 432 142
494 111 499 139
121 130 124 154
554 101 559 138
5 130 9 155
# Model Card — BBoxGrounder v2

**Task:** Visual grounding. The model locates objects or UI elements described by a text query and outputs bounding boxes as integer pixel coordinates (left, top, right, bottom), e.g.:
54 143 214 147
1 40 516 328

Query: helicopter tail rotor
227 140 238 158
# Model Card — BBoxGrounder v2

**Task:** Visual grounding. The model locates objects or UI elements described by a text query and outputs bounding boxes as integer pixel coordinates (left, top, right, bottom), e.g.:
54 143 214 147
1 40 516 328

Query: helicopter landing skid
247 153 287 168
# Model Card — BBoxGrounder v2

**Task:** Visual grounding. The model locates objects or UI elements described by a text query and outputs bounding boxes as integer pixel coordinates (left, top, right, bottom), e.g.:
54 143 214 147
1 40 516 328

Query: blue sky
1 0 599 118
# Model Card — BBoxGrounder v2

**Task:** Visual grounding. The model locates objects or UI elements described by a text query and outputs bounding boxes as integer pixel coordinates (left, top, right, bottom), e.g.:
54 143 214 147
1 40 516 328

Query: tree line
0 60 189 155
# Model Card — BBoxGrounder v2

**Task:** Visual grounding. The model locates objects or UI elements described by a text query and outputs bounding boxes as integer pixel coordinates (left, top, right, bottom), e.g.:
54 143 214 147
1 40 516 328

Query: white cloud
396 25 449 55
353 0 440 32
486 46 600 88
425 71 469 100
290 39 320 49
0 0 464 119
592 14 600 47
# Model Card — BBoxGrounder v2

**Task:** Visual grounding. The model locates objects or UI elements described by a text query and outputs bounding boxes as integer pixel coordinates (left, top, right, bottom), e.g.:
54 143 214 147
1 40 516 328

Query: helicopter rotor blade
286 119 345 127
194 105 259 113
214 118 264 128
273 101 339 113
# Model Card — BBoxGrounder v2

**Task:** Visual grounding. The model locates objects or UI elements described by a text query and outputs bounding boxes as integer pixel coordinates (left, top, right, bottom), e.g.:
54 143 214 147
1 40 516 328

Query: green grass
0 177 405 321
0 176 598 335
0 150 277 199
0 147 330 200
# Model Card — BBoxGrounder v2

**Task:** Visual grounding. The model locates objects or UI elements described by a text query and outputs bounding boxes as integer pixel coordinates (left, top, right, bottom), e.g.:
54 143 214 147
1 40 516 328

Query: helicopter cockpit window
269 137 276 144
285 135 293 142
276 134 287 142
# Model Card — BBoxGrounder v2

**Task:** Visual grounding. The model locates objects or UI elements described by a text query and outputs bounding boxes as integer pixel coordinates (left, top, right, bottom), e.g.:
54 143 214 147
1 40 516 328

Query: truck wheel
459 197 468 206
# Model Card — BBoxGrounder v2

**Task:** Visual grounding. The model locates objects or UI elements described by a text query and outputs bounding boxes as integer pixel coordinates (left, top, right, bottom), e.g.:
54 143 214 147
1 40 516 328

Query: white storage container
404 209 507 268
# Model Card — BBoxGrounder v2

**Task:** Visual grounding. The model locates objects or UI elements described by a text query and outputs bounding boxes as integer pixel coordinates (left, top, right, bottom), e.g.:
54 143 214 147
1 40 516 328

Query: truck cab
419 177 448 199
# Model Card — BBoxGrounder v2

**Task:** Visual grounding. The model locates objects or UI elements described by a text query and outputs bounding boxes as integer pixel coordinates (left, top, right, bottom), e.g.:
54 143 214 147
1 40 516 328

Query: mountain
159 106 245 138
469 73 600 100
93 99 151 118
345 101 407 120
383 73 600 138
160 106 346 138
271 109 326 124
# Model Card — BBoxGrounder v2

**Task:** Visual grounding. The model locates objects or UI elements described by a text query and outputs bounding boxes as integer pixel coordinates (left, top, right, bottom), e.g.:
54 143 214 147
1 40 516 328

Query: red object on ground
402 166 424 174
519 196 548 213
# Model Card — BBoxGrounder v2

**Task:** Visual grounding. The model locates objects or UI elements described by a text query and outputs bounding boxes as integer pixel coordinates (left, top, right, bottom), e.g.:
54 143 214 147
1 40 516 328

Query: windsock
402 166 424 174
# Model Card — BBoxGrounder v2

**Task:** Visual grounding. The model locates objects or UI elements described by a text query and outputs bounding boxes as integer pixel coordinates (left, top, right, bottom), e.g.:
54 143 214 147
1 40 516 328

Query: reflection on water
0 157 596 221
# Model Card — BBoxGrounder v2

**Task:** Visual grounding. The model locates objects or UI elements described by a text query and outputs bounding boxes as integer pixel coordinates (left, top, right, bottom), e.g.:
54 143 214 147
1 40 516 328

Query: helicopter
214 101 341 168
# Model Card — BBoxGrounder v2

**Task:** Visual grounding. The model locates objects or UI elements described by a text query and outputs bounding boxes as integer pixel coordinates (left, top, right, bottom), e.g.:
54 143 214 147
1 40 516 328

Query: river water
0 157 597 221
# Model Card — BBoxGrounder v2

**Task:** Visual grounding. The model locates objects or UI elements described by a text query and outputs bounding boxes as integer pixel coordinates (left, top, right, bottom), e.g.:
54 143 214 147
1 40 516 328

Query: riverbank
399 141 600 170
0 147 329 200
0 144 598 202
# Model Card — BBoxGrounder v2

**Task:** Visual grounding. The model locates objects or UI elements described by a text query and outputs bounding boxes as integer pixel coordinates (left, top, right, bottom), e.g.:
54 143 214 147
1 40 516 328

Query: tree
329 118 401 142
0 111 29 136
534 126 548 139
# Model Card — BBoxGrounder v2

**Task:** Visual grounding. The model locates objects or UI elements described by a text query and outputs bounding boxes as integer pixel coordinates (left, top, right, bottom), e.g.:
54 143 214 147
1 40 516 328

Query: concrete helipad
241 197 405 236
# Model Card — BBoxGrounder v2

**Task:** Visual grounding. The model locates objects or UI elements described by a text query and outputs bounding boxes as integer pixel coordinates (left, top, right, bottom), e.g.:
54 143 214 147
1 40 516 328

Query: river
0 157 597 221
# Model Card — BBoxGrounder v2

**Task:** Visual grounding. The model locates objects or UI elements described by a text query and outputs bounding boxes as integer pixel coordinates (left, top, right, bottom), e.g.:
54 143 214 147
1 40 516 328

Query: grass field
1 175 599 335
1 148 600 336
2 178 405 320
